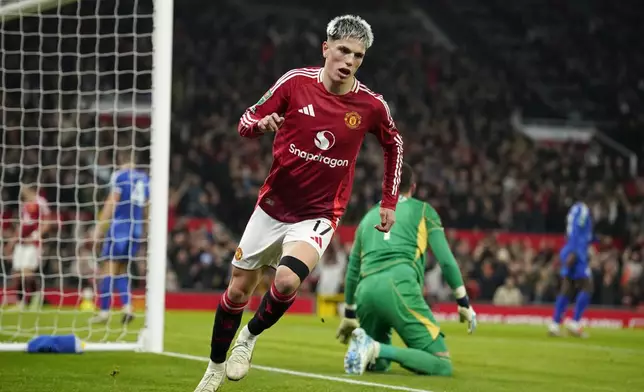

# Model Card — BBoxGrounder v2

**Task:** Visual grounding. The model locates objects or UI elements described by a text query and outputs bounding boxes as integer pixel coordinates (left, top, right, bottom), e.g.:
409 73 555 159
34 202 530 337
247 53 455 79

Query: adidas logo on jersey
298 104 315 117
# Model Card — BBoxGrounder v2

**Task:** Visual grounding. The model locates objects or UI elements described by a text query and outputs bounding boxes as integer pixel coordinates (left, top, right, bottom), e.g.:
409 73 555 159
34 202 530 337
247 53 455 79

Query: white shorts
232 207 335 270
12 244 40 271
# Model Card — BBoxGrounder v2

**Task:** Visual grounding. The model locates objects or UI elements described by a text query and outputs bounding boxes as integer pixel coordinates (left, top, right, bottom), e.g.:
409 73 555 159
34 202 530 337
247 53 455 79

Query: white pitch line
160 351 437 392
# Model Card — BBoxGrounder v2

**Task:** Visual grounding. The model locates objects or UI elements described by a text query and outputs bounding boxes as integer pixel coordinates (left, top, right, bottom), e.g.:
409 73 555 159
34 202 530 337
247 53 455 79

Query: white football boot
344 328 378 375
565 320 589 338
194 361 226 392
547 321 562 337
226 325 258 381
89 311 109 324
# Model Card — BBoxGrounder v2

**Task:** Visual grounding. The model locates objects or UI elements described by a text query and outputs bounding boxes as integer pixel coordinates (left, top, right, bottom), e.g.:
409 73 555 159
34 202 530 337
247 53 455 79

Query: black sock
26 279 38 305
209 290 248 363
15 280 24 302
247 282 296 336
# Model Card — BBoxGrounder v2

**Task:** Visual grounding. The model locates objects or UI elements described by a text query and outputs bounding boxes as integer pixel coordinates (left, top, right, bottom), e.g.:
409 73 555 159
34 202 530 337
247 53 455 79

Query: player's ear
322 41 329 58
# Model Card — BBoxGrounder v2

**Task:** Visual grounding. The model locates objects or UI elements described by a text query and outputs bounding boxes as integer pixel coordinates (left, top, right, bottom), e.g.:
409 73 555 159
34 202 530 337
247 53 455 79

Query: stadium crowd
429 0 644 125
1 0 643 308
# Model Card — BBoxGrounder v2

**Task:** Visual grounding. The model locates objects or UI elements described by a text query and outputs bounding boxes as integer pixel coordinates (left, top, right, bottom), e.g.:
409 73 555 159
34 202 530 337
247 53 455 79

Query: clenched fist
257 113 285 133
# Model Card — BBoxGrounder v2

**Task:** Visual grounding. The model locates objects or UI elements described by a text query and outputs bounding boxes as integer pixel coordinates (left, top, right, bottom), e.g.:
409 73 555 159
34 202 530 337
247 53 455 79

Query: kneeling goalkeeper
337 162 477 376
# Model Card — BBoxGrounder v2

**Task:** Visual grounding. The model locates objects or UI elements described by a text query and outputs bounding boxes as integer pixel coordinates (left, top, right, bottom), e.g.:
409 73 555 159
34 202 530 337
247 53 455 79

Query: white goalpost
0 0 172 352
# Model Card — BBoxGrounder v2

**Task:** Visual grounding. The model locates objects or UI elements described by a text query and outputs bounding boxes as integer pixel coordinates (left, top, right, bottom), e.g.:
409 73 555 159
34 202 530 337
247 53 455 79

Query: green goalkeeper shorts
355 264 448 370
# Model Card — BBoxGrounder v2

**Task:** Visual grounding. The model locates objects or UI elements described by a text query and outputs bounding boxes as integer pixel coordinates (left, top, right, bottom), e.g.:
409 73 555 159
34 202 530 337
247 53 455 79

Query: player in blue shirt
90 151 149 325
549 199 596 337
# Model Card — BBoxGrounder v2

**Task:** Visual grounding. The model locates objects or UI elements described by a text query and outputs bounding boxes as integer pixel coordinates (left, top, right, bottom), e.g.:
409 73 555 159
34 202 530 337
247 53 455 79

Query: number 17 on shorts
289 218 335 257
231 207 336 270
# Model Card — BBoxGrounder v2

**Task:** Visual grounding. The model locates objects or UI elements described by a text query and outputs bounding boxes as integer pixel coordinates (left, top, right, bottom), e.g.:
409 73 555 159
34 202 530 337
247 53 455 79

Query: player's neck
321 70 354 95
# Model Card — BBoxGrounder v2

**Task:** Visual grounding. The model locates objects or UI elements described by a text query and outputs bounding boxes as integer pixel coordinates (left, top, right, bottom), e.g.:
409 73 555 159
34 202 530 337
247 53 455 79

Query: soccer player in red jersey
195 15 404 391
8 182 51 311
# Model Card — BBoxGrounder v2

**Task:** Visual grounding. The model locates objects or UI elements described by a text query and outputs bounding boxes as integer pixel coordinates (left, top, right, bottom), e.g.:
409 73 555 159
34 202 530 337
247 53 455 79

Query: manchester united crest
234 247 243 261
344 111 361 129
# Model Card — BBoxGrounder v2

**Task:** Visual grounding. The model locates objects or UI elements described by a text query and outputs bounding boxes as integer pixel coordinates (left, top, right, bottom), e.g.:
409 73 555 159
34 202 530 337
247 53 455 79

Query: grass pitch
1 310 644 392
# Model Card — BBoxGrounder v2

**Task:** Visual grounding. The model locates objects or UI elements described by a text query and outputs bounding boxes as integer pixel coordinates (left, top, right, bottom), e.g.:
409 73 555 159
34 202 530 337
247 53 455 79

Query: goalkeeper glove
336 304 360 344
454 286 477 334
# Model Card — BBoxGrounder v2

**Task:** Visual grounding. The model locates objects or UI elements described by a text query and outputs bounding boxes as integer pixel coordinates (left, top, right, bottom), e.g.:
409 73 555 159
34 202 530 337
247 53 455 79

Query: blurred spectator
309 239 347 296
493 277 524 306
425 261 452 304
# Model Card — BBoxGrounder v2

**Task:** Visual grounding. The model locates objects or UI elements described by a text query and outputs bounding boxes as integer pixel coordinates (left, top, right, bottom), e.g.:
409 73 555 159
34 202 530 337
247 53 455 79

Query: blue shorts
100 235 142 262
559 247 590 280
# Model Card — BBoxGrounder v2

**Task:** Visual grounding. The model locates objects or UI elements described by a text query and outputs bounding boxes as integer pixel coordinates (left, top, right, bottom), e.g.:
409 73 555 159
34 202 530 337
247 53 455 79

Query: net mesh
0 0 153 344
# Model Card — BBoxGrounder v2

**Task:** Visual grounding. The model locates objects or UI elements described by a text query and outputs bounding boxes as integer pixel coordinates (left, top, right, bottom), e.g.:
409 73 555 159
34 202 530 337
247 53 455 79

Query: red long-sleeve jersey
18 195 50 246
238 67 403 227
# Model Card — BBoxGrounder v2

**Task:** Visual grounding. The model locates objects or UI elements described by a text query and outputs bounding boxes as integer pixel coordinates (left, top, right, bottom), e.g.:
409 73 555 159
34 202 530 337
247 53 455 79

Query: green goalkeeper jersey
344 196 464 305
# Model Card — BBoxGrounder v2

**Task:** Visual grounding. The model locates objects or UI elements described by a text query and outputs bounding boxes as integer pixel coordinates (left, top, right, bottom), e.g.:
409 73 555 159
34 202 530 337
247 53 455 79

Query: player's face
322 38 366 83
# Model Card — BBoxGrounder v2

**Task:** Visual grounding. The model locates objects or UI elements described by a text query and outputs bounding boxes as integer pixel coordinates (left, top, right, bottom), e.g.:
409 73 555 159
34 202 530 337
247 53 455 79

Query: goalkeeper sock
552 294 569 324
247 282 296 336
99 276 113 311
378 344 453 376
573 291 590 322
113 276 130 310
210 290 247 363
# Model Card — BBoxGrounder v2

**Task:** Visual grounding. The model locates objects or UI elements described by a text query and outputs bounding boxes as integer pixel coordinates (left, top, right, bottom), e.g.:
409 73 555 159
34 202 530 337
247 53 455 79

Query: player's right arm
424 205 477 334
237 69 299 138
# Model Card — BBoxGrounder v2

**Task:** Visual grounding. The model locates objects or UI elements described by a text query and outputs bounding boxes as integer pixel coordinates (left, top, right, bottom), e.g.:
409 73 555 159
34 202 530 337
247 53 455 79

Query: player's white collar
318 68 360 93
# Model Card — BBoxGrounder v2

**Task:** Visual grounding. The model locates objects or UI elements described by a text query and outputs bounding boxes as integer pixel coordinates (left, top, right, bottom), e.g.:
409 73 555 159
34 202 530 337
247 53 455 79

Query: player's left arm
337 221 364 344
425 205 477 334
370 96 403 232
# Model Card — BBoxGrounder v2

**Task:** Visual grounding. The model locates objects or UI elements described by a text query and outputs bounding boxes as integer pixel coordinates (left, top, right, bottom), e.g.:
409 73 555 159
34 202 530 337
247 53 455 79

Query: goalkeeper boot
194 360 226 392
226 325 257 381
344 328 378 375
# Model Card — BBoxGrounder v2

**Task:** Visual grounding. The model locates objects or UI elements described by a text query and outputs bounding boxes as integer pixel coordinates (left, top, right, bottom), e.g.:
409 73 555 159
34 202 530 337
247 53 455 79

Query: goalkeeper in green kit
337 163 477 376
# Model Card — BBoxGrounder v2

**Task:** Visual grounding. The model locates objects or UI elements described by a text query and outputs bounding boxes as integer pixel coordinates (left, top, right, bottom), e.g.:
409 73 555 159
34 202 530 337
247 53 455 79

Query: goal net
0 0 170 352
